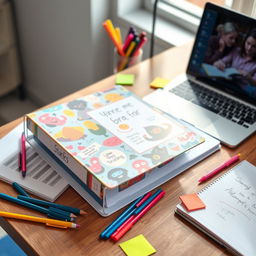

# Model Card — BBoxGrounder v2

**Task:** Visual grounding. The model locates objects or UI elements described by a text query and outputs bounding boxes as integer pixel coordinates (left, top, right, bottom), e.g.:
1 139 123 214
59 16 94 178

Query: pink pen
122 33 134 53
111 190 165 241
21 132 27 177
198 153 241 184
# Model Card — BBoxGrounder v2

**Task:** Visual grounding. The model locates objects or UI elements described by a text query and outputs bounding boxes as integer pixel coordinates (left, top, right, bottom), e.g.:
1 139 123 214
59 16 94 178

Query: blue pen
17 195 85 215
100 195 143 239
12 182 30 197
134 188 162 215
103 208 137 239
104 190 162 239
0 193 75 221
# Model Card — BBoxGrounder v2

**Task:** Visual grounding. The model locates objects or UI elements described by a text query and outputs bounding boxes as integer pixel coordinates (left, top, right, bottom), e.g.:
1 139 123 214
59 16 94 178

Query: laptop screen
187 3 256 106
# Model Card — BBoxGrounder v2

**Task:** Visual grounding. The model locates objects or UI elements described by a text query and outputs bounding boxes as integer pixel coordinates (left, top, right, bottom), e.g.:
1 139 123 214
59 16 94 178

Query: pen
111 190 166 241
0 211 80 229
198 153 241 184
17 195 86 215
0 193 76 222
20 132 27 177
109 189 163 240
100 193 151 239
102 192 153 239
122 33 134 53
12 182 30 197
132 35 148 56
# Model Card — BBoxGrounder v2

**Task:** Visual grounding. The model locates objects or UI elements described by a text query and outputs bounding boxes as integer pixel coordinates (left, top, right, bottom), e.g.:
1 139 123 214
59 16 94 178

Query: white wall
14 0 112 105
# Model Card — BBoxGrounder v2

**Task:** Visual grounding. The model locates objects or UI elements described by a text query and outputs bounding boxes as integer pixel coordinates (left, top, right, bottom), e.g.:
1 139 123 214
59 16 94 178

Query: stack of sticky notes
179 193 206 212
119 234 156 256
116 74 135 86
150 77 170 89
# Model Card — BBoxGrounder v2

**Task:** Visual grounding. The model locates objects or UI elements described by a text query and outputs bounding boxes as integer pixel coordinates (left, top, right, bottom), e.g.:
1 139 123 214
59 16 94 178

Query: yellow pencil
0 211 80 229
125 41 136 57
115 27 122 45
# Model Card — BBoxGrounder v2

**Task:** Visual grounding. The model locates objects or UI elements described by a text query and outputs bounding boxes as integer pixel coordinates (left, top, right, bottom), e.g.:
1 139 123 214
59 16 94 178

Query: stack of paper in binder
25 86 220 216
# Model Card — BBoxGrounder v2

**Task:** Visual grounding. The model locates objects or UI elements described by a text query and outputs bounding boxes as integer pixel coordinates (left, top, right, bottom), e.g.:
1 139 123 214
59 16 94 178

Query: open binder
27 124 220 216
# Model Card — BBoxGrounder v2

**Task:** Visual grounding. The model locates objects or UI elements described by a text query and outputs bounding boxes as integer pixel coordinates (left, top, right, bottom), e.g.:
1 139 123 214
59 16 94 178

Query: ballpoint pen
18 195 87 215
100 193 151 239
12 182 30 197
111 190 166 241
198 153 241 183
0 193 76 222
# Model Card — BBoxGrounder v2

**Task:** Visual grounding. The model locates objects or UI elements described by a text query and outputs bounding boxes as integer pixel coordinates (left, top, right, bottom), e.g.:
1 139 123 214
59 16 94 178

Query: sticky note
150 77 170 89
179 193 206 212
119 234 156 256
116 74 135 86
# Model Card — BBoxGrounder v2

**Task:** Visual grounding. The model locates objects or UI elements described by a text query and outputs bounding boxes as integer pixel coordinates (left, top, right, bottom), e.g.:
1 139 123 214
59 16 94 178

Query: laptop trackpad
170 101 218 129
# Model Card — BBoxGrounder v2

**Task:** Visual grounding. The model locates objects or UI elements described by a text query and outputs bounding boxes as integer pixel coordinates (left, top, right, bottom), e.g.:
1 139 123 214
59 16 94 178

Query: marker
111 190 165 241
103 20 125 56
0 211 80 229
122 33 134 53
20 132 27 177
18 195 86 215
198 153 241 184
132 36 148 56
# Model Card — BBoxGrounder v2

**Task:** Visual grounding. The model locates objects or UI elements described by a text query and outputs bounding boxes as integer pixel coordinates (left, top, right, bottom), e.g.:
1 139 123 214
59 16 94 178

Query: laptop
144 2 256 148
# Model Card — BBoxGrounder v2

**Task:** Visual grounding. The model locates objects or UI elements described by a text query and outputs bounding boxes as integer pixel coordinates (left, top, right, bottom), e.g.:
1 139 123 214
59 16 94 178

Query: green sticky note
119 234 156 256
116 74 135 85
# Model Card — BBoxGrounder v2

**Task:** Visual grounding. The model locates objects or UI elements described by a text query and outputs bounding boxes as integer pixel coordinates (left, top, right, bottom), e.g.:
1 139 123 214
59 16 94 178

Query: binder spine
26 116 104 205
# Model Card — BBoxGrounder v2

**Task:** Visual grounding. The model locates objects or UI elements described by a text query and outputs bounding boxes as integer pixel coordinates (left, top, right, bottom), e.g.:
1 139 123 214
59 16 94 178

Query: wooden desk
0 42 256 256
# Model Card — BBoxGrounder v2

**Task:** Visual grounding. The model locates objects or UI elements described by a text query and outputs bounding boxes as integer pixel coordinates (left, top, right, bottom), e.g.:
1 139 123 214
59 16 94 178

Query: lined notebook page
0 123 69 202
176 161 256 256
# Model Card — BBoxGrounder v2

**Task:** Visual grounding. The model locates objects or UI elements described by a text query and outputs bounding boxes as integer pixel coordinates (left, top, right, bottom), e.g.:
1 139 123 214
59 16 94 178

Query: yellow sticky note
119 234 156 256
179 193 206 212
150 77 170 89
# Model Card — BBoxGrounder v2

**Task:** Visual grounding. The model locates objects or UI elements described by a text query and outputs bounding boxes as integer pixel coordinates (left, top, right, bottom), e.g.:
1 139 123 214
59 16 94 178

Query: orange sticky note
179 193 206 212
150 77 170 89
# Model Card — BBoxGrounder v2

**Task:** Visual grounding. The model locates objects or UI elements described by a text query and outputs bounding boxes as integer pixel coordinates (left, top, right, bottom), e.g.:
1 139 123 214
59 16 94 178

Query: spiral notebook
175 160 256 256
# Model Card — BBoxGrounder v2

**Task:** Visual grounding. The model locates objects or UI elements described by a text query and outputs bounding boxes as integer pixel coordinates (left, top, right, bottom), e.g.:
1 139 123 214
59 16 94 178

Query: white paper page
177 161 256 256
0 123 69 202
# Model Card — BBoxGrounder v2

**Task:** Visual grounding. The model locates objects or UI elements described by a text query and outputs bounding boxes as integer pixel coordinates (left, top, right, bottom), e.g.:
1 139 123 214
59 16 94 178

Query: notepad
0 123 69 202
119 234 156 256
176 160 256 256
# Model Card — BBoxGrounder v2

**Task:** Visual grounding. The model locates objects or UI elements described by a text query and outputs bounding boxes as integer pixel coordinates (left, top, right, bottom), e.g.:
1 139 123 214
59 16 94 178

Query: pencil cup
114 49 143 73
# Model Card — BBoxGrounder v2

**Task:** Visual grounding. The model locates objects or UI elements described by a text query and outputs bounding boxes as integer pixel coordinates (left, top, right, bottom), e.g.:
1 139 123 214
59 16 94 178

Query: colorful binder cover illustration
26 86 204 205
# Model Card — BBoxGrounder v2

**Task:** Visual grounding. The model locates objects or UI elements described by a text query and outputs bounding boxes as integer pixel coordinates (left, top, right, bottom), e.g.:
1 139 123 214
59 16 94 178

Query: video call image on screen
189 8 256 101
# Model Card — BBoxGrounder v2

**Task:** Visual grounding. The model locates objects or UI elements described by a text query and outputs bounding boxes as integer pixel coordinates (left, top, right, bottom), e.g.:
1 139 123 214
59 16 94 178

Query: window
144 0 235 33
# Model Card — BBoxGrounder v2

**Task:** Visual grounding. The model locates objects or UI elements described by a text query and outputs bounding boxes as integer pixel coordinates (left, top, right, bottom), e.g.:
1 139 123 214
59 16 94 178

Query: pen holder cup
113 49 143 73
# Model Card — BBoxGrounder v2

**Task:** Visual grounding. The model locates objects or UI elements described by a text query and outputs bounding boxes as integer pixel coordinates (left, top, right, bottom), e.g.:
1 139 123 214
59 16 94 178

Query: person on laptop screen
213 29 256 97
204 22 238 64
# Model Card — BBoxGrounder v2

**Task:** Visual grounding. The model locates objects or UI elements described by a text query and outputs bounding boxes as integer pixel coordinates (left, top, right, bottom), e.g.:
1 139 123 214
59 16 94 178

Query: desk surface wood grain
0 42 255 256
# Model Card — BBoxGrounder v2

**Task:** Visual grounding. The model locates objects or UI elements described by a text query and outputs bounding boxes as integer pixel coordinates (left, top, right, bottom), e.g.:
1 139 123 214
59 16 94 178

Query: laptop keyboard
169 81 256 128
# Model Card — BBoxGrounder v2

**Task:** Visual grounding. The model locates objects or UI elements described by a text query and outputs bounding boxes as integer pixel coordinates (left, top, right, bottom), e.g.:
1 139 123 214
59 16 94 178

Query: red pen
111 190 165 241
20 132 27 178
198 153 241 184
132 36 147 56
